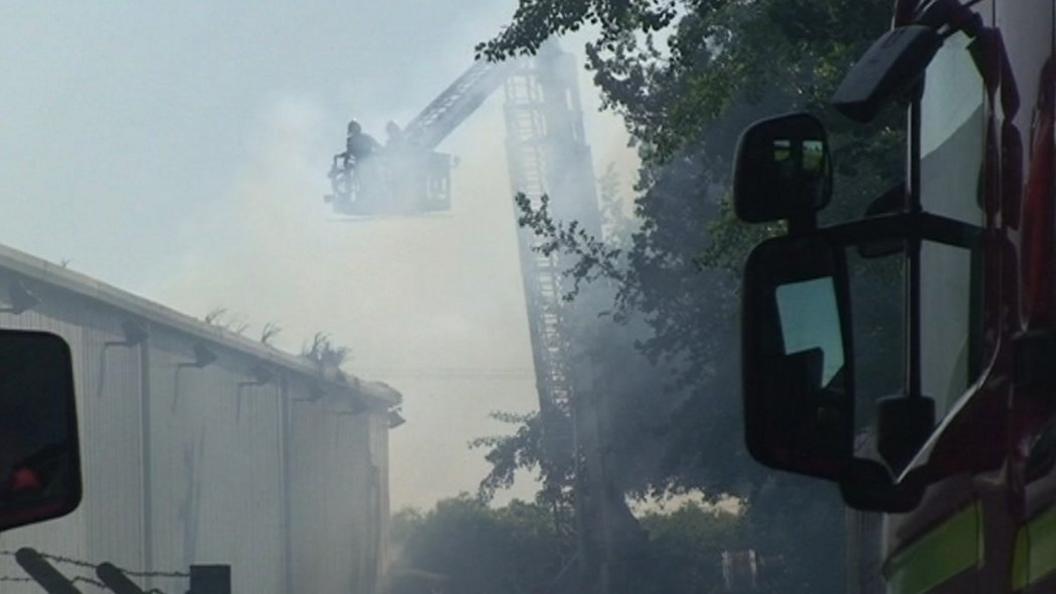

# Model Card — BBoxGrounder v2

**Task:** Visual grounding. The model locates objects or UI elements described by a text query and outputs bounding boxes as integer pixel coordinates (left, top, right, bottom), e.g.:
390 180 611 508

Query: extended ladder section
503 48 602 478
402 60 514 151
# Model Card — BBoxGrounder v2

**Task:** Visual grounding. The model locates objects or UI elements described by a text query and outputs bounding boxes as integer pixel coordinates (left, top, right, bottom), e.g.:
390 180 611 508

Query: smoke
0 0 640 513
144 32 638 511
154 91 547 508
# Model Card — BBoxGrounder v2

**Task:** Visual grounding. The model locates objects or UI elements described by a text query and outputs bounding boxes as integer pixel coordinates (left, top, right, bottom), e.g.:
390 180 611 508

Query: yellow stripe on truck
1012 504 1056 590
884 503 982 594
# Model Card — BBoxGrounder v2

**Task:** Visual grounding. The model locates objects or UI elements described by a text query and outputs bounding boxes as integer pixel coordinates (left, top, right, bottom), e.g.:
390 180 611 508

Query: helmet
347 119 362 135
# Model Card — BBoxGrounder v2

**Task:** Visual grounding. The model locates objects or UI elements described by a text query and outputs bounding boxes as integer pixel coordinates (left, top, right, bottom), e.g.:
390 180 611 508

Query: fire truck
734 0 1056 591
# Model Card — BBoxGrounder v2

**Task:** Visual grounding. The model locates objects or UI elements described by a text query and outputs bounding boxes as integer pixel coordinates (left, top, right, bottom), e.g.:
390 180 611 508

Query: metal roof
0 243 401 408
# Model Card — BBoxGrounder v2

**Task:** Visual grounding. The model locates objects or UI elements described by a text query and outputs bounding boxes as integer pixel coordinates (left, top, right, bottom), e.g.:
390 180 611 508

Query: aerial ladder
325 58 512 217
324 43 625 591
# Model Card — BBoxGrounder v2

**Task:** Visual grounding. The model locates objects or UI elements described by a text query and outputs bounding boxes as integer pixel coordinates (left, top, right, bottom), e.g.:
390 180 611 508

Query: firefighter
384 120 404 147
346 119 380 163
328 119 382 207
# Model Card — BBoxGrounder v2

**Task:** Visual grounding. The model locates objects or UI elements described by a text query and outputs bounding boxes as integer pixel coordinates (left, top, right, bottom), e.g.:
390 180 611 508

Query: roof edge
0 244 401 408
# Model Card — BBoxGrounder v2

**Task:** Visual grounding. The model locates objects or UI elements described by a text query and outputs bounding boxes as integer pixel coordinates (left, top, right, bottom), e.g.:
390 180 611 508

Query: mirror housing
742 234 854 479
0 331 81 532
832 26 942 123
840 459 925 513
733 113 833 226
876 394 935 473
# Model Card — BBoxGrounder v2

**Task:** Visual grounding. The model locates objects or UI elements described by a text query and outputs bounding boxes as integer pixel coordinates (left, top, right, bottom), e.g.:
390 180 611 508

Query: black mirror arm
815 211 982 250
787 212 818 235
917 0 985 39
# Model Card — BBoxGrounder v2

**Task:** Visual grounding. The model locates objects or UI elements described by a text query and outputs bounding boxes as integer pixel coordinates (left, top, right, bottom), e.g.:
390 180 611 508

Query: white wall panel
0 260 396 594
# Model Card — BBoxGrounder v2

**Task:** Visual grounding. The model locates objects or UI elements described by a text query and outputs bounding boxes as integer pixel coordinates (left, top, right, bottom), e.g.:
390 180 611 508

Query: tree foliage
388 496 573 594
637 503 747 594
481 0 905 489
474 1 908 592
470 411 576 535
389 496 748 594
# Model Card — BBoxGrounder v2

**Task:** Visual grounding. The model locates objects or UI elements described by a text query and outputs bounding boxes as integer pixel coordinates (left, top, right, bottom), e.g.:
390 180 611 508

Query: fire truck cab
735 0 1056 591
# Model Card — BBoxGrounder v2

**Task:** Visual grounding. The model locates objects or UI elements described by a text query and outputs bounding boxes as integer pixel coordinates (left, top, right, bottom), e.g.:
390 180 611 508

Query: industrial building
0 243 400 593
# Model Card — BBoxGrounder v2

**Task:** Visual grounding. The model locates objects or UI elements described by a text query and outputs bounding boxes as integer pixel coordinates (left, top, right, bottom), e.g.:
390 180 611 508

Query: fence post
96 562 146 594
14 548 81 594
188 565 230 594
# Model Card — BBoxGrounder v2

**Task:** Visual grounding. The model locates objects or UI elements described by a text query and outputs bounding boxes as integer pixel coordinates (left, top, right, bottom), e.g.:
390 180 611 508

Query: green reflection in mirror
776 277 844 385
774 139 792 162
803 140 825 173
771 138 827 191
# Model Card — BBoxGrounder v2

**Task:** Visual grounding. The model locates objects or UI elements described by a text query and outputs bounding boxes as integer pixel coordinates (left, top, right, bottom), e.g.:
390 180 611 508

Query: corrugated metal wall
288 394 373 593
0 262 395 594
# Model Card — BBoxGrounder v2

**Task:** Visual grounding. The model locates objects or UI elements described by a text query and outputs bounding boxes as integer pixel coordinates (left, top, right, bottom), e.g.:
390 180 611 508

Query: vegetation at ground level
388 496 745 594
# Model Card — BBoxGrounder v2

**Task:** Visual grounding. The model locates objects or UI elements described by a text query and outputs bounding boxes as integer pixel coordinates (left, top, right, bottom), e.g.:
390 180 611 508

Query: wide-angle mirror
733 113 833 225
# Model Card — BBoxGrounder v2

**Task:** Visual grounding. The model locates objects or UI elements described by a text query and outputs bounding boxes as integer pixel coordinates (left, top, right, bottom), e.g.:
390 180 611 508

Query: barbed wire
0 574 165 593
70 575 108 588
0 548 189 578
109 568 189 579
72 576 168 594
73 575 168 594
0 571 170 593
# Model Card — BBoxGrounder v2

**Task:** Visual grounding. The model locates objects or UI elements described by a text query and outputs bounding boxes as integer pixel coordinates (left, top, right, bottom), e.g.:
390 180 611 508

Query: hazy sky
0 3 637 510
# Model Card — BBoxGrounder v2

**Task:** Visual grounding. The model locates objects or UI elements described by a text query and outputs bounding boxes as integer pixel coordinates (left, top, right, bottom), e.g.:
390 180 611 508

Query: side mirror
742 234 854 479
832 26 943 123
733 113 833 226
0 331 81 531
743 234 938 511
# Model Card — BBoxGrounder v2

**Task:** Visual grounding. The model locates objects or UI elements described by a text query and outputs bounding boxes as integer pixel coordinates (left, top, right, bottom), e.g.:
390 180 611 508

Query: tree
471 411 577 538
388 496 748 594
637 503 746 594
475 2 907 593
484 0 904 492
388 496 572 594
